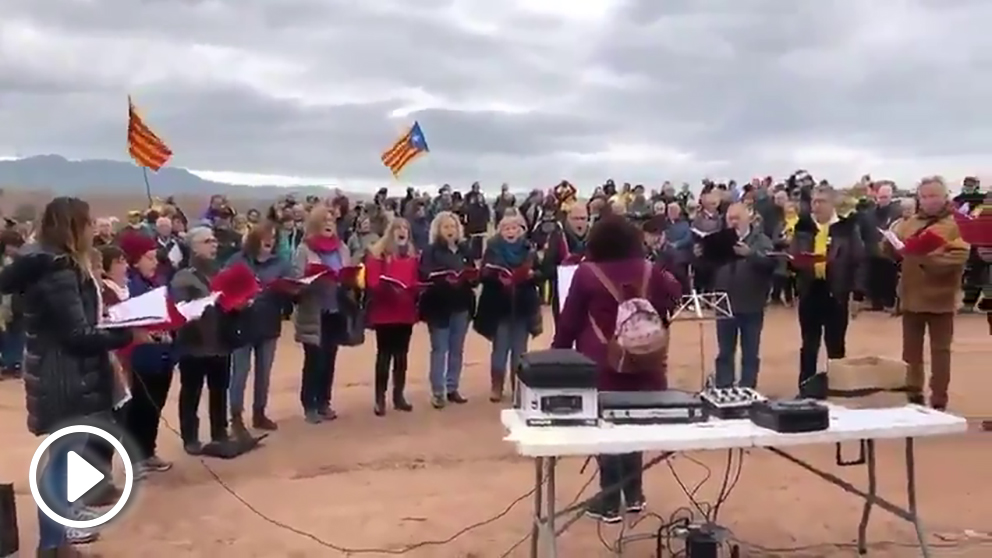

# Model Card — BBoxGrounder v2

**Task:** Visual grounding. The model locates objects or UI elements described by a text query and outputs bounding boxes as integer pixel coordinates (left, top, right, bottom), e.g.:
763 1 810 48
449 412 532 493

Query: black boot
392 353 412 411
393 391 413 412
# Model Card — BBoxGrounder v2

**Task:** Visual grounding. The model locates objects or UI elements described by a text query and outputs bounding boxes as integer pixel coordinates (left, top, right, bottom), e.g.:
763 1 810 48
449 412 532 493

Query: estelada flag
127 96 173 171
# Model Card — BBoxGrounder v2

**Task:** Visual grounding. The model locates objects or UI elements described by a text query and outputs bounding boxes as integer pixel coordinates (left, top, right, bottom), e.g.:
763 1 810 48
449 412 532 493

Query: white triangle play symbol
66 451 106 504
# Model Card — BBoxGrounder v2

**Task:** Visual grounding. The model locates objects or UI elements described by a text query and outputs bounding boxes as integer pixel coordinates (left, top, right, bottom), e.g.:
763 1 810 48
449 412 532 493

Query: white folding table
500 404 968 558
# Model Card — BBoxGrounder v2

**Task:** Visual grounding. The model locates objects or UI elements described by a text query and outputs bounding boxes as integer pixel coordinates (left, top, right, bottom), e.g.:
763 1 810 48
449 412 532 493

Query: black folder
694 227 740 263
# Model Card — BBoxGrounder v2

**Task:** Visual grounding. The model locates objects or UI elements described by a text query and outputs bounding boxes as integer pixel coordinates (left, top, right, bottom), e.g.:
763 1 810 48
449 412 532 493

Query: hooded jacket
0 248 133 435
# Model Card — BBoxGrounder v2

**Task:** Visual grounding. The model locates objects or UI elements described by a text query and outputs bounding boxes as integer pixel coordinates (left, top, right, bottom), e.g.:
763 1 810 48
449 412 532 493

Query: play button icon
29 424 135 529
66 451 106 504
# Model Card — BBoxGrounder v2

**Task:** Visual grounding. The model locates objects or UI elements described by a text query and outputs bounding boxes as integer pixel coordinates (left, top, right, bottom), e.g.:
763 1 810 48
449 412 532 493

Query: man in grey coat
709 203 776 389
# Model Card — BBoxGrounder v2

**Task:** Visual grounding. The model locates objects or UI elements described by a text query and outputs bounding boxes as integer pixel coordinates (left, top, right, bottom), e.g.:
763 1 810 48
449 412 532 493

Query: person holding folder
364 218 419 416
709 204 775 389
789 184 867 397
418 211 477 409
882 176 970 410
541 203 590 321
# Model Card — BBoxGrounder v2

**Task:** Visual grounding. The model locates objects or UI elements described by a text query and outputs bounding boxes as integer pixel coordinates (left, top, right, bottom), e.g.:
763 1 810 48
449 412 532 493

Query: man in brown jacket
883 177 970 410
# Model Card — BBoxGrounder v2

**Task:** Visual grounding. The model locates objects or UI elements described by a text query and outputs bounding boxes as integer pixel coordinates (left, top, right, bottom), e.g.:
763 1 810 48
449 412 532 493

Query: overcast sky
2 0 991 193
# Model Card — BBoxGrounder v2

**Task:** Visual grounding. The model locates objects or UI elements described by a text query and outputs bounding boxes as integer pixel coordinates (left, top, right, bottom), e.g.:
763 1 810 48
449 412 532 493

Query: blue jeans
38 435 87 550
229 339 278 414
490 319 529 375
2 319 24 370
714 312 765 389
299 313 343 413
427 311 469 396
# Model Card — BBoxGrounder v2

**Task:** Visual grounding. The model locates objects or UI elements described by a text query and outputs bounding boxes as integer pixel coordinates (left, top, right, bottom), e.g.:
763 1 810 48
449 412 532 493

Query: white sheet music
556 265 578 309
878 228 905 251
287 270 328 285
175 293 219 321
101 286 171 328
113 387 132 410
100 287 218 329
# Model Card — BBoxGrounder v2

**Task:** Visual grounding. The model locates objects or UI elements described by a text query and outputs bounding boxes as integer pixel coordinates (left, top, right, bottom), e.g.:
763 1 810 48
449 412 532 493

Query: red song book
427 268 479 284
902 229 947 255
956 214 992 247
789 252 827 268
380 275 422 290
210 263 260 311
303 263 362 285
484 263 533 285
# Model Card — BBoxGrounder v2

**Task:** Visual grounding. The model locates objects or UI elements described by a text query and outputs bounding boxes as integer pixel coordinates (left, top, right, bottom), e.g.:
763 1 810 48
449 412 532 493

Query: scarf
102 277 130 304
563 227 588 255
306 234 341 254
191 255 220 279
490 237 530 268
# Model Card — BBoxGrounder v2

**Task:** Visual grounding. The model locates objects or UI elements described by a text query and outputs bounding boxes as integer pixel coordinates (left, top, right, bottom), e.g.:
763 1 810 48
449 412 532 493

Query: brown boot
251 411 278 431
230 412 250 440
489 370 505 403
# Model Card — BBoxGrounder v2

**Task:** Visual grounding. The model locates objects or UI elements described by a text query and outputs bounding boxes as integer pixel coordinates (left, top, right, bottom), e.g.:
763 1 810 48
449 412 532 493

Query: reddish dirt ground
1 308 991 557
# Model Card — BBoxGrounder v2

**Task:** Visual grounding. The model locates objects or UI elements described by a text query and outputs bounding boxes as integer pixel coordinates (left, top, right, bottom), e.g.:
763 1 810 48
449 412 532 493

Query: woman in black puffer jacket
0 197 138 557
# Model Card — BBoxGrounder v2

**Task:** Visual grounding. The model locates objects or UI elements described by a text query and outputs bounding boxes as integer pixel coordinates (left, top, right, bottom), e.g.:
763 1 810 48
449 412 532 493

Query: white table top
501 405 968 457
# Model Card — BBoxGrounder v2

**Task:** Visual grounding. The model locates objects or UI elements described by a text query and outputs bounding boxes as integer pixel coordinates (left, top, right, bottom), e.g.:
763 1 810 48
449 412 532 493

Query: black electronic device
699 387 766 419
685 526 720 558
599 390 707 425
516 349 599 426
749 399 830 433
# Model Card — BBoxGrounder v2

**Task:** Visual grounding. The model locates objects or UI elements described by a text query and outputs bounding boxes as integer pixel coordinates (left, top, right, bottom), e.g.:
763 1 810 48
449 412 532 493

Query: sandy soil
1 307 991 558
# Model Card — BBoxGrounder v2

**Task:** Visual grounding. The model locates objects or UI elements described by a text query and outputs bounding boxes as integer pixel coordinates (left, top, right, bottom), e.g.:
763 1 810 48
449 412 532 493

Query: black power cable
129 370 547 555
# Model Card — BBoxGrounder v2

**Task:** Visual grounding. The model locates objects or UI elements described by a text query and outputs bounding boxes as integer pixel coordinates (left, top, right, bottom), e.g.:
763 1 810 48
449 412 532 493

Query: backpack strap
639 262 651 298
586 263 622 302
585 263 619 345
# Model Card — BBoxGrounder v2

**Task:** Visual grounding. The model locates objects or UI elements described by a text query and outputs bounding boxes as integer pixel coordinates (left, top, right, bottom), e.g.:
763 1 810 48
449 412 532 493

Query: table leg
529 457 544 558
767 437 932 557
544 458 558 558
905 438 931 558
855 440 878 554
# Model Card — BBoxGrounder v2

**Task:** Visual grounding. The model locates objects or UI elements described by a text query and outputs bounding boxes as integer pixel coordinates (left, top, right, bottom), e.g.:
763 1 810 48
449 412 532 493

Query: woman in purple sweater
552 214 682 523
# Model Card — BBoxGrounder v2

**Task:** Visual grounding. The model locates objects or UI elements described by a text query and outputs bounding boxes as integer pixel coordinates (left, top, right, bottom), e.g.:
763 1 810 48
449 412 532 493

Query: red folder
302 263 362 286
427 268 479 284
790 252 827 269
956 214 992 247
211 263 260 311
484 263 533 286
902 229 946 255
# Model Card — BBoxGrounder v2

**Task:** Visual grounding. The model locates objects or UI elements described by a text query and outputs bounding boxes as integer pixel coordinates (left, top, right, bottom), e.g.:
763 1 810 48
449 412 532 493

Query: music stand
670 266 733 388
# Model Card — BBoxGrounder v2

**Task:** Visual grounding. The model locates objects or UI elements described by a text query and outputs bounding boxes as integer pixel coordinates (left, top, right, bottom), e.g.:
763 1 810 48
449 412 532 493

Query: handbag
339 289 366 347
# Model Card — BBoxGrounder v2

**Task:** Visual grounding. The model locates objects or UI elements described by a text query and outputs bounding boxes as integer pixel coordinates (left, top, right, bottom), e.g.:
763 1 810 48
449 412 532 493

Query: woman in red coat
364 218 419 416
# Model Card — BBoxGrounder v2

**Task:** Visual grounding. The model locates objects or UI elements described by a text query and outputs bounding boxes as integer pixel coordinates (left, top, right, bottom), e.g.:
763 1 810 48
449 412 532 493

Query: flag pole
142 167 153 207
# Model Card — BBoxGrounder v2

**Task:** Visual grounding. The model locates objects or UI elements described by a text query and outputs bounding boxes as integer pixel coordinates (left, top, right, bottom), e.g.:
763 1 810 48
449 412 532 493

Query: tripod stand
670 265 733 388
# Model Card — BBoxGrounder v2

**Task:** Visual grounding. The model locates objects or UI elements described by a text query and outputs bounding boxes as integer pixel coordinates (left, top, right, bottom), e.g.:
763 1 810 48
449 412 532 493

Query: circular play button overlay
29 424 135 529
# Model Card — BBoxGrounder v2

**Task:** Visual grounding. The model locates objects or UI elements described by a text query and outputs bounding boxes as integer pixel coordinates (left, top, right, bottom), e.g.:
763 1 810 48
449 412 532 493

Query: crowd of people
0 170 989 555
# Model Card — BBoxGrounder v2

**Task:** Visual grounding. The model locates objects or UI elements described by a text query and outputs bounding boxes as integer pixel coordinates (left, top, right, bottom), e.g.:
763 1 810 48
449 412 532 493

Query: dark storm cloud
3 0 992 189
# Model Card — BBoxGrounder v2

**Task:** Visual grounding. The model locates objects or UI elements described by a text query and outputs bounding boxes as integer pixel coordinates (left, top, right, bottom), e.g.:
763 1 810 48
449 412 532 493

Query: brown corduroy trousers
901 311 955 406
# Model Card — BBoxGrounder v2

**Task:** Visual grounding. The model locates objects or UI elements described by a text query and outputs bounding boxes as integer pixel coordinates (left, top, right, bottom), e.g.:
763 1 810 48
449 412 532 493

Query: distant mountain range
0 155 336 199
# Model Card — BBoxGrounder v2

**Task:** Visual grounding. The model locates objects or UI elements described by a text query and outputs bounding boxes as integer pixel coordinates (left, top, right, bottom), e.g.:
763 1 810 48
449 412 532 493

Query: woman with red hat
114 234 176 473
